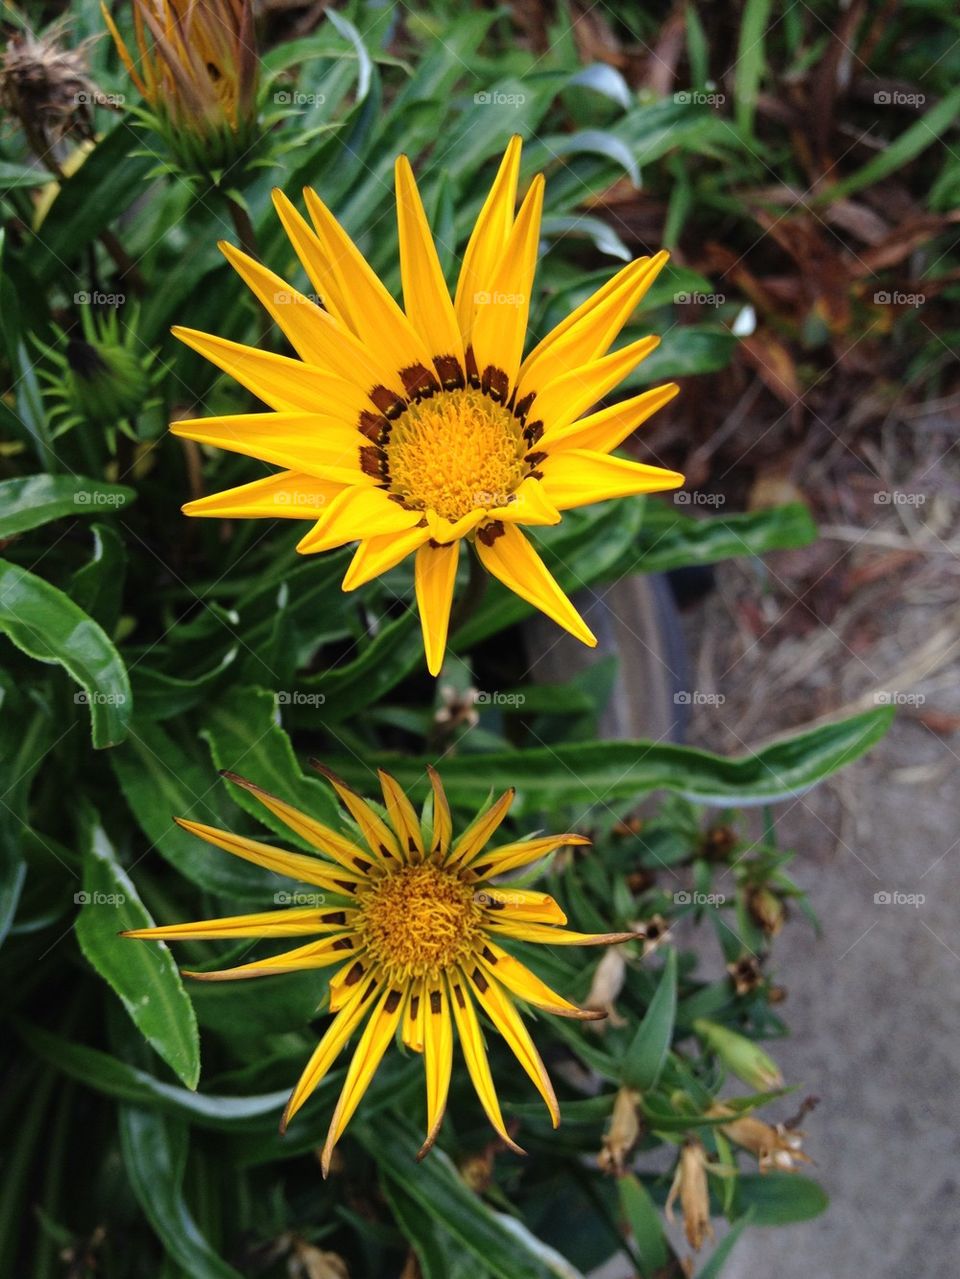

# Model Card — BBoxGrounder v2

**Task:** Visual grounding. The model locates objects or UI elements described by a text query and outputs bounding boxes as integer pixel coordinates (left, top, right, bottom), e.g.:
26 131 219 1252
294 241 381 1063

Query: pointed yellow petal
378 769 425 860
219 772 375 875
530 335 660 433
173 818 362 894
518 251 669 398
296 486 422 555
182 470 343 520
466 832 590 878
540 450 685 512
426 766 452 861
475 523 596 647
182 934 358 982
414 540 460 677
282 975 379 1130
171 413 367 486
328 955 370 1012
447 972 523 1153
418 980 454 1159
342 523 429 591
474 886 567 925
402 978 426 1052
303 187 435 383
469 173 544 390
488 476 560 528
321 986 407 1174
544 384 680 454
425 508 484 545
100 3 147 95
447 788 515 869
395 154 464 367
464 968 559 1127
481 941 604 1019
271 187 351 330
486 920 636 946
310 762 402 862
171 327 364 417
455 136 522 340
122 905 355 941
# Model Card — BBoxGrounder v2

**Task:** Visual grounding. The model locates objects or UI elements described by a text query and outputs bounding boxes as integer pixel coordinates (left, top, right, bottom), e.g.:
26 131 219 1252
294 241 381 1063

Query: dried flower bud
708 1104 811 1173
635 913 671 957
700 824 736 861
747 885 786 936
727 953 764 996
585 946 627 1027
598 1086 642 1174
0 25 101 161
666 1137 713 1251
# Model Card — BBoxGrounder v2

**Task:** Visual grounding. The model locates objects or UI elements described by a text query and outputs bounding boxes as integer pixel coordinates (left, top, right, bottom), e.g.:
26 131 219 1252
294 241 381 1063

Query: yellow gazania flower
171 137 685 674
102 0 258 171
125 765 631 1171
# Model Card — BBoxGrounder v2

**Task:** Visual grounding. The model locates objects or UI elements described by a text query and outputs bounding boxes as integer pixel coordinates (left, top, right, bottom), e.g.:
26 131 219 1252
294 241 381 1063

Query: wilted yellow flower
102 0 259 174
708 1104 810 1173
171 137 683 674
125 764 623 1172
666 1137 713 1251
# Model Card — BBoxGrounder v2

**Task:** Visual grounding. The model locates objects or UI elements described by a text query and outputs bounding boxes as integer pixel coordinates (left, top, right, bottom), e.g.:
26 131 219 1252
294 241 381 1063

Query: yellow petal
455 136 522 341
474 523 596 647
414 540 460 677
395 154 464 368
518 251 669 398
426 766 452 861
271 187 351 330
447 972 523 1152
321 986 407 1174
328 955 370 1012
474 885 567 925
466 832 590 878
219 772 375 875
378 768 425 861
296 486 422 555
182 934 358 982
282 975 379 1130
539 450 685 512
303 187 436 386
171 413 368 487
481 941 603 1020
342 523 430 592
311 762 401 862
425 508 484 545
464 968 559 1127
418 980 454 1159
469 173 544 391
173 818 362 894
171 326 363 417
402 977 426 1052
487 475 560 528
447 788 515 869
530 335 660 433
182 470 343 520
486 921 636 946
122 905 355 941
544 383 680 454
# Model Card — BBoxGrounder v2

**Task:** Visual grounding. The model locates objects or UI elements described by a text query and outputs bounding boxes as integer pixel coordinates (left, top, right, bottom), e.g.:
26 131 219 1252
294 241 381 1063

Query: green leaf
74 820 200 1089
332 707 894 811
0 160 45 188
695 1210 755 1278
623 948 677 1090
118 1105 243 1279
734 0 772 134
618 1175 668 1277
731 1173 828 1224
0 475 136 538
626 503 817 573
0 558 131 748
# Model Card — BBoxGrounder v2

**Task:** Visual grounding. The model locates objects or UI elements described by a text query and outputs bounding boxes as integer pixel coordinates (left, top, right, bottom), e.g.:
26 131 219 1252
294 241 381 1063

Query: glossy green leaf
618 1175 668 1277
0 558 131 748
0 475 136 537
623 948 677 1090
731 1174 828 1225
626 503 818 573
75 820 200 1089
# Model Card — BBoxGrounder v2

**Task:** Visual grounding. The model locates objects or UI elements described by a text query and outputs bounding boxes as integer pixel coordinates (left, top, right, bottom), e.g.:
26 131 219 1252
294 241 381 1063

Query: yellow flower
171 137 684 674
124 764 630 1172
102 0 259 172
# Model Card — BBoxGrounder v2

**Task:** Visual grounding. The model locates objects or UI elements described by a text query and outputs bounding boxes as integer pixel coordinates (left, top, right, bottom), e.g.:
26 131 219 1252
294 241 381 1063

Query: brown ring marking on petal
430 989 442 1015
480 365 510 404
471 967 489 992
408 836 419 854
525 450 548 467
385 989 403 1014
332 936 354 951
409 993 420 1020
323 911 347 925
335 880 358 894
344 960 365 986
362 979 378 1002
513 391 535 422
379 843 397 860
433 354 465 391
464 345 480 389
452 982 466 1009
477 520 505 547
469 863 493 879
359 410 388 442
400 362 441 401
359 446 387 479
481 945 498 963
370 386 407 419
524 420 544 446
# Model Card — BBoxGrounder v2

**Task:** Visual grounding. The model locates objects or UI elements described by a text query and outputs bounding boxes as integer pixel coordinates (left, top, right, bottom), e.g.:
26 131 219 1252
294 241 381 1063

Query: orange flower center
357 863 482 980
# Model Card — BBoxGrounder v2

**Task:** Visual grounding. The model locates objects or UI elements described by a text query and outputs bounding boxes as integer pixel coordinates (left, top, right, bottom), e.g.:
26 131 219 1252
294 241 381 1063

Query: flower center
357 863 482 981
386 388 526 522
